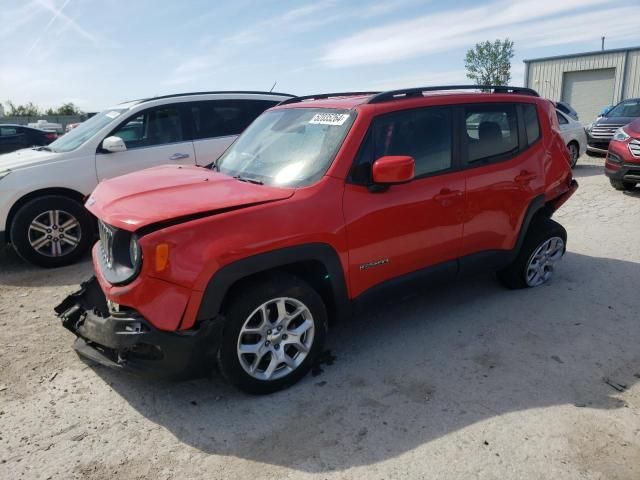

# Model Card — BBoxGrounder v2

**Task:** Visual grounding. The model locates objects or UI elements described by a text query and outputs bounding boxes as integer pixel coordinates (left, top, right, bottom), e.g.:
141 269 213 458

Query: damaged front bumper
55 277 223 376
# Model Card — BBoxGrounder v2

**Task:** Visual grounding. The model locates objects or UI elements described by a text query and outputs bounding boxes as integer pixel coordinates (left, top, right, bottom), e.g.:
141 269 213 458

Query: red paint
86 92 576 332
372 155 415 184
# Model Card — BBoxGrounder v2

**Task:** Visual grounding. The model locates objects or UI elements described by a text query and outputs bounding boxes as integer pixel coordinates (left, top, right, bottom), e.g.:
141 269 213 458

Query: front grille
629 139 640 157
98 220 115 269
590 124 625 139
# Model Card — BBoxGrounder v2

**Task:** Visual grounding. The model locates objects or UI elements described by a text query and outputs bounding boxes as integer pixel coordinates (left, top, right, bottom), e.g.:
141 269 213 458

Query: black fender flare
196 243 350 322
511 194 546 260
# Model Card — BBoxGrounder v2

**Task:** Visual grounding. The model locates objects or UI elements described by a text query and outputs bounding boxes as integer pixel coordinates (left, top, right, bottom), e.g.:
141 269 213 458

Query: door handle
169 153 190 161
515 171 537 184
434 188 463 203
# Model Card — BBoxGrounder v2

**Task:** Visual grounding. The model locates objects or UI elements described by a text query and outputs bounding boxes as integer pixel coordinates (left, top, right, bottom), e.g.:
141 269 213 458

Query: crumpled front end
55 276 223 376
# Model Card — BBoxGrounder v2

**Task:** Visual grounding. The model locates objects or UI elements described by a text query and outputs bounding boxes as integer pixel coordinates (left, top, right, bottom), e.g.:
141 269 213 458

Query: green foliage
464 39 515 86
4 101 83 116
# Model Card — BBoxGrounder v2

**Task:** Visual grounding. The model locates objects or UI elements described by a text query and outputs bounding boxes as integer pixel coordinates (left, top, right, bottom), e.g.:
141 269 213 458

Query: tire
217 272 328 394
497 216 567 290
568 142 579 168
609 178 636 191
585 150 603 158
9 195 95 268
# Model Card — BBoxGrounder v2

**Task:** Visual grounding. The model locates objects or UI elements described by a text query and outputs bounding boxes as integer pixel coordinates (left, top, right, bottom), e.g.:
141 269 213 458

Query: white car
556 109 587 168
0 91 293 267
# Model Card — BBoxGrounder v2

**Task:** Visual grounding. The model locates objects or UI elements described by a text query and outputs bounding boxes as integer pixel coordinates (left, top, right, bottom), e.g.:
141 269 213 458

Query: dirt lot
1 155 639 480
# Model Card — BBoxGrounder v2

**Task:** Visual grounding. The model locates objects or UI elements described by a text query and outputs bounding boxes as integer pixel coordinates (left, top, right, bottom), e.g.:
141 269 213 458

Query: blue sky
1 0 639 112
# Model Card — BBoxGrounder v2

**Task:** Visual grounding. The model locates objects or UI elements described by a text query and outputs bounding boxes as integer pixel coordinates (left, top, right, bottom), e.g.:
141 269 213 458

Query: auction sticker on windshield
309 113 350 126
105 111 121 119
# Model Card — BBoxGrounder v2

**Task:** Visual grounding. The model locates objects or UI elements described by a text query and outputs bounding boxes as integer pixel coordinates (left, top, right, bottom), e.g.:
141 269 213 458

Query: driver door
95 104 195 181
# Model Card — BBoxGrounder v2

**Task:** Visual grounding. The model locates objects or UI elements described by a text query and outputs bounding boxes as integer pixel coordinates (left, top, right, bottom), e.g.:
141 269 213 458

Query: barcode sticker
309 113 350 126
105 111 121 119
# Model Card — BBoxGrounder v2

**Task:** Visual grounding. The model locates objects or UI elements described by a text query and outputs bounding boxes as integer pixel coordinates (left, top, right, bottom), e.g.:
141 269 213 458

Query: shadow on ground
88 251 640 473
572 162 604 179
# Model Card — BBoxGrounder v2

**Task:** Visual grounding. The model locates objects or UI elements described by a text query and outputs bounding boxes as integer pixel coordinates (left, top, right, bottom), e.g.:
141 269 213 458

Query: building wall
623 49 640 99
525 50 631 102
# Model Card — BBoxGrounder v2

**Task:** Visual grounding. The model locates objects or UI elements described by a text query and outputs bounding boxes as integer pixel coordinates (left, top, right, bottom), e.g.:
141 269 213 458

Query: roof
524 45 640 63
131 90 295 105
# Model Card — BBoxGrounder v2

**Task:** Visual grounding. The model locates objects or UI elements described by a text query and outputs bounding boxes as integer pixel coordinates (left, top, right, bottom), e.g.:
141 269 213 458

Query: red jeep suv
56 86 577 394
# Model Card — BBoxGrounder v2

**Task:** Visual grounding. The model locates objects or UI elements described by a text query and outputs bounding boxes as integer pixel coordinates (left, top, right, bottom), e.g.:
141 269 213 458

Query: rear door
95 104 195 181
459 102 544 258
343 106 466 298
189 99 279 165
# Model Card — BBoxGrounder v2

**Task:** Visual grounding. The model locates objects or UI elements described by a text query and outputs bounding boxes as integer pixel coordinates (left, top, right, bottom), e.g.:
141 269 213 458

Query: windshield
606 99 640 118
216 108 356 187
47 108 128 153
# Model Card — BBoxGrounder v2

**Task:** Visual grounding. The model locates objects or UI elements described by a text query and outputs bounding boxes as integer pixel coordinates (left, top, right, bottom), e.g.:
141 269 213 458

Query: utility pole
601 36 605 51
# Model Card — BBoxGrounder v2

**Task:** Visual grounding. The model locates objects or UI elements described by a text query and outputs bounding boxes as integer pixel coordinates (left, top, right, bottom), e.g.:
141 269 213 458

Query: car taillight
45 133 57 140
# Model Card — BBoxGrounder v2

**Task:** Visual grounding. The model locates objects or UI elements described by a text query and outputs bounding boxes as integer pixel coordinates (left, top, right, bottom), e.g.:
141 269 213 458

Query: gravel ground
1 155 639 480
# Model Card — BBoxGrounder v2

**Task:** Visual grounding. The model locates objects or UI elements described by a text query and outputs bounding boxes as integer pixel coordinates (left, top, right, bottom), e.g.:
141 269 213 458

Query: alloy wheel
28 210 81 258
237 297 315 381
525 236 565 287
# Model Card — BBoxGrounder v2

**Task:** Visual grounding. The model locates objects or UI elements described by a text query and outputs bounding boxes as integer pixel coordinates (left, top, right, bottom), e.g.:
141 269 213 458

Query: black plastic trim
197 243 350 322
278 92 379 106
128 91 295 105
367 85 539 104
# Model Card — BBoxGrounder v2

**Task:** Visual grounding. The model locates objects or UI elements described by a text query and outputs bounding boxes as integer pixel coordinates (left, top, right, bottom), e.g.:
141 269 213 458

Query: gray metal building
524 46 640 123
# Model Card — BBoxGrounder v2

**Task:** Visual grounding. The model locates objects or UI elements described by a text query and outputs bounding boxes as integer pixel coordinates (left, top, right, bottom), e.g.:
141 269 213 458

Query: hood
0 148 58 171
624 118 640 137
86 165 295 231
595 116 637 126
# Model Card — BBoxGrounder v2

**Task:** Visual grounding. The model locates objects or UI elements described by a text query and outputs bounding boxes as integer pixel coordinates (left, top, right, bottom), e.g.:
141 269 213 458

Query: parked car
56 85 577 394
556 109 586 167
0 91 294 267
586 97 640 155
0 124 57 154
604 118 640 191
27 119 63 134
65 122 81 133
555 101 579 120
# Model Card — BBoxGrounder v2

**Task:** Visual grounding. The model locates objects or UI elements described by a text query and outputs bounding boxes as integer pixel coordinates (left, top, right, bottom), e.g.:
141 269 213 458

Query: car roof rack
131 90 296 104
278 91 380 106
367 85 539 104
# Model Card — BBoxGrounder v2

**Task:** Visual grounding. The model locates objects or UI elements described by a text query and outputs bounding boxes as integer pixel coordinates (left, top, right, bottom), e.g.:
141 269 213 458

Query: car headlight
129 234 142 268
585 123 593 132
0 169 11 181
612 127 630 142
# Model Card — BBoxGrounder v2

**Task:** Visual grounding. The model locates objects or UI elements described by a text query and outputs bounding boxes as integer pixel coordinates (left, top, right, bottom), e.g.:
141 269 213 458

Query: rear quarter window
523 104 541 145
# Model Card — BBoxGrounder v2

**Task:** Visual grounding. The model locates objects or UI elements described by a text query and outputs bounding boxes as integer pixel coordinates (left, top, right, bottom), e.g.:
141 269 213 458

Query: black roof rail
131 90 296 104
367 85 539 104
278 91 380 106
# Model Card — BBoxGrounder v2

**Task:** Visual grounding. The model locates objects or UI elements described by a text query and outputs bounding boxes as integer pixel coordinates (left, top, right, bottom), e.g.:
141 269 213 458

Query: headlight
585 123 593 132
612 127 630 142
0 169 11 181
129 234 142 268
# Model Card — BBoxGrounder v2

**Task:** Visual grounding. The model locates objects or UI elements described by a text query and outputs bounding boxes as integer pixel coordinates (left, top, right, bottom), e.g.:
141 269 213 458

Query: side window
523 104 541 145
556 110 568 125
111 107 184 149
0 127 18 136
191 100 277 140
464 104 518 164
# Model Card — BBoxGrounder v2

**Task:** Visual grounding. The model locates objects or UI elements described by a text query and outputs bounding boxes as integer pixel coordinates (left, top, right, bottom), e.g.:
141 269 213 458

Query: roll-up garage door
561 68 616 123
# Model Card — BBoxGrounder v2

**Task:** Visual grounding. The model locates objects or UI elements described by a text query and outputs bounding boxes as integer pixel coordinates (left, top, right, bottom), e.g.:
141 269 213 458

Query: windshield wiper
233 175 263 185
33 146 53 152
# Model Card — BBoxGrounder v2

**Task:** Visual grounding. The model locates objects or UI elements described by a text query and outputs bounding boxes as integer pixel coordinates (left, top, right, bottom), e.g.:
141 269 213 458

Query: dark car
555 101 579 121
586 98 640 155
0 124 57 154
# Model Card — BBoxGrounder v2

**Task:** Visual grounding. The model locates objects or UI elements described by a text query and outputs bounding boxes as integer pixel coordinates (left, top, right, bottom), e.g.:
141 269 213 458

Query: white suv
0 91 293 267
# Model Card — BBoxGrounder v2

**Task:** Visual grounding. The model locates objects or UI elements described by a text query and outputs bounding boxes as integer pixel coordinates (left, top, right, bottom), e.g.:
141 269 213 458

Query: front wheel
9 195 95 268
497 216 567 289
609 178 636 191
217 272 328 394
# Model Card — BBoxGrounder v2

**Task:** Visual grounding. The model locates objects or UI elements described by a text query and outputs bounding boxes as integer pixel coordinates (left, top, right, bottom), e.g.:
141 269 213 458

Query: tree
5 101 41 116
464 39 515 86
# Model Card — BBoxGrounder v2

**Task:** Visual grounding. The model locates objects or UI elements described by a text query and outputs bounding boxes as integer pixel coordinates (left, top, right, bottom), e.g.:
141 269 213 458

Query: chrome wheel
526 236 565 287
237 297 315 381
28 210 81 258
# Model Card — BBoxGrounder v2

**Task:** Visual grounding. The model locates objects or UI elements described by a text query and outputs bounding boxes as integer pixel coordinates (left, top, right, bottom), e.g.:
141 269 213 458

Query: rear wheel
10 195 95 268
217 272 328 394
609 178 636 191
497 216 567 289
568 142 579 168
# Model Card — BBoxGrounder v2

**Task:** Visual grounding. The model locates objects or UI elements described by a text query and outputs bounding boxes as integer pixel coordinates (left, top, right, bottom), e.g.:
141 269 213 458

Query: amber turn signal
155 243 170 272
